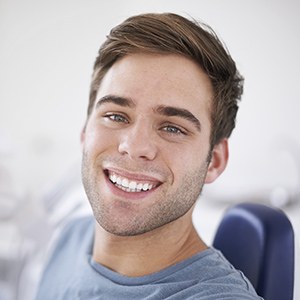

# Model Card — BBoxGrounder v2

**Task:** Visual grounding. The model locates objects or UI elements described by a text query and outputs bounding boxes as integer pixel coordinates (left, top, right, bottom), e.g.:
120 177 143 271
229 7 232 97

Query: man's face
82 53 218 236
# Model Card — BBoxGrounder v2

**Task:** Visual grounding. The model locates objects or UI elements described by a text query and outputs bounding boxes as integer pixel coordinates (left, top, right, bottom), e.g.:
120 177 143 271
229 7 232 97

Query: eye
161 125 186 135
104 113 129 123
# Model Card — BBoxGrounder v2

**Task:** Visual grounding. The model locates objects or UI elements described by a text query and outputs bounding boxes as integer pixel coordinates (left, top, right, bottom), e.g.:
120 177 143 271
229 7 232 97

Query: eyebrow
95 95 135 108
156 105 201 132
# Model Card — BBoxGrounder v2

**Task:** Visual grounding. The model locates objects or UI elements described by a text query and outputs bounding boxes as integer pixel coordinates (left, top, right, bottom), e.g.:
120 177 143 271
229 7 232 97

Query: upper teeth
109 173 154 192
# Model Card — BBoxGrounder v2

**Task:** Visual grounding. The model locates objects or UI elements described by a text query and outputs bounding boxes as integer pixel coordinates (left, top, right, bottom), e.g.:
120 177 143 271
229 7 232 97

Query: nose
118 121 158 161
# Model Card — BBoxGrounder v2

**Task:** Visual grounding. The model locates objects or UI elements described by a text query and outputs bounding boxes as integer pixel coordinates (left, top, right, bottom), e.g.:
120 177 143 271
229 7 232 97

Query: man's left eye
162 125 186 135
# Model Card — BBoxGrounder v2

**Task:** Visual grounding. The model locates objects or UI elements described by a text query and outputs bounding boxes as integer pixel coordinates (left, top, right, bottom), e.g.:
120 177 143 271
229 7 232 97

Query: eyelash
103 113 187 136
104 113 129 123
161 125 187 135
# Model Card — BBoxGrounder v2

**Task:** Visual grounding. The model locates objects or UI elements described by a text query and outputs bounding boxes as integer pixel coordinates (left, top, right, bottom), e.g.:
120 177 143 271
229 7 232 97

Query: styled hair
88 13 244 146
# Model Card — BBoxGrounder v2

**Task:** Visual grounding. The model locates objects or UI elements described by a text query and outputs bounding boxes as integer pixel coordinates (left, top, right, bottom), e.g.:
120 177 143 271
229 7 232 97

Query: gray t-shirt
35 216 263 299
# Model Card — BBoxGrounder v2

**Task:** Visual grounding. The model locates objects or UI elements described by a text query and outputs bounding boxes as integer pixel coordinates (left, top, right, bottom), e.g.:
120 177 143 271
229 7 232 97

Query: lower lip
104 174 158 201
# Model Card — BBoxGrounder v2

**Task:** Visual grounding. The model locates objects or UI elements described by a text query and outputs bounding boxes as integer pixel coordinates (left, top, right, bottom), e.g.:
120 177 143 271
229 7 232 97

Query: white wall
1 0 300 204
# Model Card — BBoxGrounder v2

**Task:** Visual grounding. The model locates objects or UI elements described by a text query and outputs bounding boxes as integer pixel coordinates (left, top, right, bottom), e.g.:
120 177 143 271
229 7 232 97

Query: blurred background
0 0 299 299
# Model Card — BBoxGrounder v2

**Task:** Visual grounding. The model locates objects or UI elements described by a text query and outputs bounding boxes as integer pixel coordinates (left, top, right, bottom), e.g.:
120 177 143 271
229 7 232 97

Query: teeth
142 183 149 191
129 181 137 189
122 178 129 188
137 183 143 191
108 173 156 193
111 174 117 183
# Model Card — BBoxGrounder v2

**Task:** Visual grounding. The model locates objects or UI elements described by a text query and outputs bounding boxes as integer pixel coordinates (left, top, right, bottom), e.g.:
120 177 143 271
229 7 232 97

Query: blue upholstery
213 203 295 300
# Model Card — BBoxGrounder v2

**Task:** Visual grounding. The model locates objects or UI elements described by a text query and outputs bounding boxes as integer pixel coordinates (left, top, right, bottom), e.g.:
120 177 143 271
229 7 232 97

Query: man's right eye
104 113 129 123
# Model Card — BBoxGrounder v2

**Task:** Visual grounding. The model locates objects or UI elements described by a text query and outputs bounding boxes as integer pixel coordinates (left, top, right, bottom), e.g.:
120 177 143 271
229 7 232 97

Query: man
35 13 262 299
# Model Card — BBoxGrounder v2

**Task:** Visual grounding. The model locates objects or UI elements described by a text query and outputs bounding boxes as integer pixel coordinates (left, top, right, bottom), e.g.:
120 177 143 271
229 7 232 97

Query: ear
80 125 86 146
205 138 229 184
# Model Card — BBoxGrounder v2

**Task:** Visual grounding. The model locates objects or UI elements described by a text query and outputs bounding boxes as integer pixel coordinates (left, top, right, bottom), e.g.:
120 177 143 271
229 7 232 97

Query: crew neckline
89 248 214 286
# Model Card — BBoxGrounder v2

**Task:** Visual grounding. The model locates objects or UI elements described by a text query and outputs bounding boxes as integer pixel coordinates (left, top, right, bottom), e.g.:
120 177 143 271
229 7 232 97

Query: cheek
163 139 210 162
83 124 119 155
160 142 203 175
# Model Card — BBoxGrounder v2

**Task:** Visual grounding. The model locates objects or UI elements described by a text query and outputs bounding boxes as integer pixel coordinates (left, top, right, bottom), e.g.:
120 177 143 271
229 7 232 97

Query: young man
35 13 262 299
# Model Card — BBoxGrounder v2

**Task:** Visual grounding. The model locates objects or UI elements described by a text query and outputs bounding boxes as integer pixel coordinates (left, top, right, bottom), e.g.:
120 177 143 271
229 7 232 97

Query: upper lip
104 167 164 184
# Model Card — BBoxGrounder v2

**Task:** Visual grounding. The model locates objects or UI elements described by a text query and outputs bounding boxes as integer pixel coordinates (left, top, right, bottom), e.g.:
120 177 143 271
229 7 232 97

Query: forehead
96 53 213 117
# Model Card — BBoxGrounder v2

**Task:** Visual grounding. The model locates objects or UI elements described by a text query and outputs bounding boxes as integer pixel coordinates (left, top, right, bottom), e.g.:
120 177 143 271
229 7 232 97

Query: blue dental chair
213 203 295 300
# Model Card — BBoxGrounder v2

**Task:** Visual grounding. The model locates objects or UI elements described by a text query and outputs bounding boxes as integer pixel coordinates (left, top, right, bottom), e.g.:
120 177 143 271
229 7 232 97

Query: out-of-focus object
213 202 298 300
0 130 53 300
0 132 23 300
204 136 300 209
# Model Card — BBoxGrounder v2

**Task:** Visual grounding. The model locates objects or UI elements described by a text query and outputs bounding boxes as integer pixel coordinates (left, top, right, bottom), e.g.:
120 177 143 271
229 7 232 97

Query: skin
81 53 228 277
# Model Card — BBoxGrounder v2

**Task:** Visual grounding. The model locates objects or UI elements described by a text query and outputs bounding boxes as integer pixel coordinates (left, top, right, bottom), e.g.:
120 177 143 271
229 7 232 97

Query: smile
108 172 160 193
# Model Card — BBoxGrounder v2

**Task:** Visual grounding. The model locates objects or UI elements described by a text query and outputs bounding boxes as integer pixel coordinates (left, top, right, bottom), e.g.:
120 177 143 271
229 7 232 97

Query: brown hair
88 13 244 146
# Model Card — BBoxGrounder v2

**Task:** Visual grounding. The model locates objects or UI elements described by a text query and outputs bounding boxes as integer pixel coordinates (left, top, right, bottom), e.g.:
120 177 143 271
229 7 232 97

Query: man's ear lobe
205 139 229 184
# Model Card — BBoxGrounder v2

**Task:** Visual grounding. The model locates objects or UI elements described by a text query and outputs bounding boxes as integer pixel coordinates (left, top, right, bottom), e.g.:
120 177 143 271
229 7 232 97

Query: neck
92 208 207 277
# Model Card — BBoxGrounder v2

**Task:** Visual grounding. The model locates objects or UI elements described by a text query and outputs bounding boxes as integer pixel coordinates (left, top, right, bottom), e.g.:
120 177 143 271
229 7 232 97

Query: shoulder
53 216 94 248
34 216 95 300
40 215 95 275
173 248 262 299
61 215 94 235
